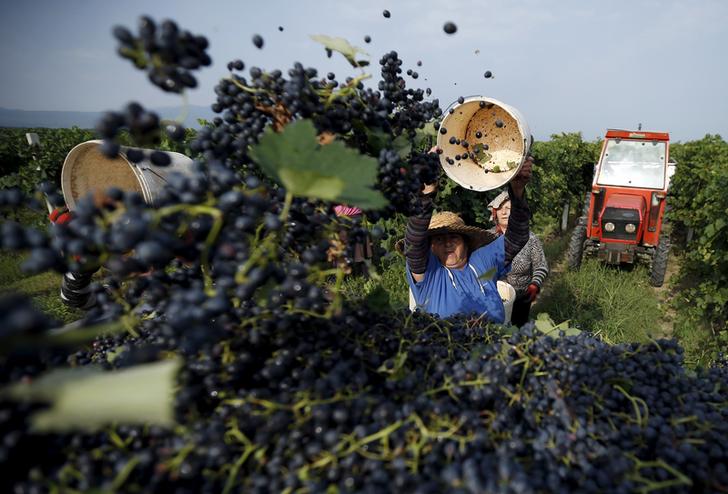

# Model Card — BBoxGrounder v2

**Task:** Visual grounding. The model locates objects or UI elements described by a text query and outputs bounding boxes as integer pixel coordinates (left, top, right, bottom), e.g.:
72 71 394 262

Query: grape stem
152 203 222 294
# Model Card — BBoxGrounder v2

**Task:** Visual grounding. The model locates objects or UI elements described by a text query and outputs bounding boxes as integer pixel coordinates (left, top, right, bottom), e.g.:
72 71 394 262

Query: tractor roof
605 129 670 141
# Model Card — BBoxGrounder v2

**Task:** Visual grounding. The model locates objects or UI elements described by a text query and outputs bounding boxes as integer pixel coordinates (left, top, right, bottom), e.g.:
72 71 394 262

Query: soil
652 251 680 338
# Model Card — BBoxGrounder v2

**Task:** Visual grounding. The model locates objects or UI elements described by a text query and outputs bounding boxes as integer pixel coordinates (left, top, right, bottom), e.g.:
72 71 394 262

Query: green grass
0 250 26 285
541 230 570 268
671 314 720 368
1 212 84 325
341 254 410 311
533 259 662 344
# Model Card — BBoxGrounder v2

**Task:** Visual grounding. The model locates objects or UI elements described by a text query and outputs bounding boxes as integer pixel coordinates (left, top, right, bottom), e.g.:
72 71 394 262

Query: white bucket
497 280 516 325
60 140 195 210
436 96 532 192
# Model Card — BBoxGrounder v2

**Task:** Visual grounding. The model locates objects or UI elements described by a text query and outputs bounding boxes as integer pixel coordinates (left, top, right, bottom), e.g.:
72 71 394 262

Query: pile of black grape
2 15 728 494
3 306 728 493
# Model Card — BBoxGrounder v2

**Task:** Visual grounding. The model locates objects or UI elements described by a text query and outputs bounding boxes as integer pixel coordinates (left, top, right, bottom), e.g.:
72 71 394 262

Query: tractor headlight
625 223 636 233
604 222 615 232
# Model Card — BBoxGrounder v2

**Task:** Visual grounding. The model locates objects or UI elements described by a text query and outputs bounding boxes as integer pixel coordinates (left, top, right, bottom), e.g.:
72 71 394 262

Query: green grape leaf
534 312 581 338
413 122 438 151
478 267 498 281
2 359 180 432
250 120 388 209
473 144 492 164
392 135 412 159
362 127 391 155
2 318 128 355
310 35 369 68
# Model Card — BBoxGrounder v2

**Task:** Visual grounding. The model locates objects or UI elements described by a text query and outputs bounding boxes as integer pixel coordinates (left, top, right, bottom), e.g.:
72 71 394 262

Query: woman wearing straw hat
404 156 533 322
487 190 549 326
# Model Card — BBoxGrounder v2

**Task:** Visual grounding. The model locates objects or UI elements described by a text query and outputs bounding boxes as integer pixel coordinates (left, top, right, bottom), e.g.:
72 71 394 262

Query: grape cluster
95 101 184 162
376 149 440 217
188 49 441 216
378 51 441 136
113 16 212 93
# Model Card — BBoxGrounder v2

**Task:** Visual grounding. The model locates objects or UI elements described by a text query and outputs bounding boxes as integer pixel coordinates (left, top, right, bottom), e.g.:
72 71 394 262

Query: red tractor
567 129 673 286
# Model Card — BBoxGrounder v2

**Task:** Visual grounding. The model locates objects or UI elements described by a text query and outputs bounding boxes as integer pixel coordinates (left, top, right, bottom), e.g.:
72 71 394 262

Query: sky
1 0 726 142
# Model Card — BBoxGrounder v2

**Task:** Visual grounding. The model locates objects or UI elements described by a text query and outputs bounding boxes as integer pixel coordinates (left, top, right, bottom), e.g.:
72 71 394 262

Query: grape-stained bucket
436 96 532 192
60 140 195 209
497 280 516 325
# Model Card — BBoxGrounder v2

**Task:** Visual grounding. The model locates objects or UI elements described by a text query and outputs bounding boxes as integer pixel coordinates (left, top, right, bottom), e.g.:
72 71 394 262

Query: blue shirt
406 236 510 322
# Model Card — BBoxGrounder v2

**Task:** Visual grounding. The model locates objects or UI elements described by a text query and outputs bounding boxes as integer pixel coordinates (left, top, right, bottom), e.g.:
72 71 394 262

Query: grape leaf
310 35 369 68
250 120 387 209
3 318 126 354
2 359 180 432
392 135 412 159
534 313 581 337
413 122 438 151
362 126 390 155
478 267 498 281
473 144 491 163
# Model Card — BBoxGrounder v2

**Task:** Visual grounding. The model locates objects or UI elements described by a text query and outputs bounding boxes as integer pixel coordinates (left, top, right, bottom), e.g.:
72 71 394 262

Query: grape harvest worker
404 156 534 323
487 190 549 326
333 204 373 275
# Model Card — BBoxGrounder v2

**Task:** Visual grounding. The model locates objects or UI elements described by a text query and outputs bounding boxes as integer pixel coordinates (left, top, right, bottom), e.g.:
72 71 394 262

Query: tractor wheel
567 218 587 271
650 234 670 287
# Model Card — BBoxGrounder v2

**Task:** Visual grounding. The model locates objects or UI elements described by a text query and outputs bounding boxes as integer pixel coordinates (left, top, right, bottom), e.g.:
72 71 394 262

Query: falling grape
443 22 457 34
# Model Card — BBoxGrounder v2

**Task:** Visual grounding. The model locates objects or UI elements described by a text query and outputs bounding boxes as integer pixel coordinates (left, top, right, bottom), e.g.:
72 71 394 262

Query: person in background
332 204 372 276
48 206 98 309
403 156 534 322
487 190 548 326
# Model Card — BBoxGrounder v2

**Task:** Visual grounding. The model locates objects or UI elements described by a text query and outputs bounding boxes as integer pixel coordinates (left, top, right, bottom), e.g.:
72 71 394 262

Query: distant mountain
0 106 216 129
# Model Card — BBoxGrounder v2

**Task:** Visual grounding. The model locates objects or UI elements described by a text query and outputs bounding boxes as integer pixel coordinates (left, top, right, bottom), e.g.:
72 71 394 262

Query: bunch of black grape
4 304 728 493
94 101 186 162
194 62 365 168
376 149 441 217
113 16 212 93
190 50 441 217
378 51 440 138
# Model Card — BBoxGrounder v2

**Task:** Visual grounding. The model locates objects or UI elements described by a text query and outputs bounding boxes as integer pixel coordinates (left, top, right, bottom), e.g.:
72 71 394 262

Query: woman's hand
510 155 534 198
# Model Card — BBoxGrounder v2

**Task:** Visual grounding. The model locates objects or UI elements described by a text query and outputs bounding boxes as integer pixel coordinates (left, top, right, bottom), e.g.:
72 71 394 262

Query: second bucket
60 140 196 210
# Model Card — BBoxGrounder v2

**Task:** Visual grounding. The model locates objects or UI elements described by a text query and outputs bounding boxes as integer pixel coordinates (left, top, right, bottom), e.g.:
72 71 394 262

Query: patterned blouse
489 228 549 295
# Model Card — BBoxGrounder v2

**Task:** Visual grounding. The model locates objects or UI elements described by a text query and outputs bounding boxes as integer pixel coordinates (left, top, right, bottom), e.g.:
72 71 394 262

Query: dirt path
531 230 569 312
652 251 681 338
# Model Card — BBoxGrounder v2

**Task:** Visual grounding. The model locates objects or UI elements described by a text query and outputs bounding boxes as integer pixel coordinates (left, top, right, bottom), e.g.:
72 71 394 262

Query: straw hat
395 211 497 254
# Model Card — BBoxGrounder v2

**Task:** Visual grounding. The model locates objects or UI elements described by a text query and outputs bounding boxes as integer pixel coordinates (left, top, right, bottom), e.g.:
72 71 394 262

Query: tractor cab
568 129 672 286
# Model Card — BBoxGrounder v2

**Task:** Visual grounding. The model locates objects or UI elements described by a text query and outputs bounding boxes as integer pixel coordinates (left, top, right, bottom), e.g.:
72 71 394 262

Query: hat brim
395 226 498 255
